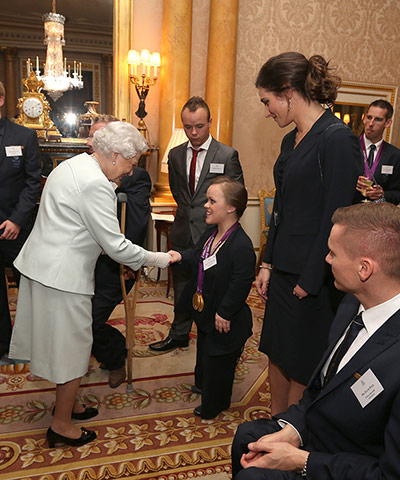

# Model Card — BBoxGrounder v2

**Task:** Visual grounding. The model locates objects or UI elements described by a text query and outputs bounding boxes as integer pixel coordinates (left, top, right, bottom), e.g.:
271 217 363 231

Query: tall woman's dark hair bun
256 52 340 106
305 55 340 106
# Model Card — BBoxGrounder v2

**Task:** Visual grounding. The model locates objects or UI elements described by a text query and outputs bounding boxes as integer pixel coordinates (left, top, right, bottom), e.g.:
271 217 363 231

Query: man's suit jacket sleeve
168 150 181 205
224 149 244 185
120 168 151 246
9 128 42 228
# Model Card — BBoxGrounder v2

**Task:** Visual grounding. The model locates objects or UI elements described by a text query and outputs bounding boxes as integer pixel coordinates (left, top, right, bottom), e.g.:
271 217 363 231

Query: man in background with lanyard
356 99 400 204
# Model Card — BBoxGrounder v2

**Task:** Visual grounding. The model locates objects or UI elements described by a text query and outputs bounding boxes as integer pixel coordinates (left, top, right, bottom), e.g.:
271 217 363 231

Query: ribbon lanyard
195 222 239 295
360 135 383 179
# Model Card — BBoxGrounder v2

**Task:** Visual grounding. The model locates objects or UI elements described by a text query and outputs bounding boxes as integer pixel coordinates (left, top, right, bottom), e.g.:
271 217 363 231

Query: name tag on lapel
5 145 22 157
381 165 393 175
351 368 384 408
210 163 224 174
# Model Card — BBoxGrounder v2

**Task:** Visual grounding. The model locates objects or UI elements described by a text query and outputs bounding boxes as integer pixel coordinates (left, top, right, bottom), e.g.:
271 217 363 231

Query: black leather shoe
46 426 97 448
193 404 226 420
193 405 202 417
149 336 189 352
191 385 202 395
52 404 99 420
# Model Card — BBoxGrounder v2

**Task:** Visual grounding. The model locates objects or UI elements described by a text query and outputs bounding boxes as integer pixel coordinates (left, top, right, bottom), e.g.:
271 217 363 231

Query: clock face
22 97 44 118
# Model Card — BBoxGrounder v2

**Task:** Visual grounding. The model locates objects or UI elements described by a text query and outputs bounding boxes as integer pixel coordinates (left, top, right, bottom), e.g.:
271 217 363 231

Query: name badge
5 146 22 157
381 165 393 175
210 163 224 174
351 368 384 408
203 254 217 270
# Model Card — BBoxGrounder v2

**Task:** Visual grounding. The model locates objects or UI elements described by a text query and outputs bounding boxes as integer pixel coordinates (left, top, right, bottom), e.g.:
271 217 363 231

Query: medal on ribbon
192 222 239 312
192 291 204 312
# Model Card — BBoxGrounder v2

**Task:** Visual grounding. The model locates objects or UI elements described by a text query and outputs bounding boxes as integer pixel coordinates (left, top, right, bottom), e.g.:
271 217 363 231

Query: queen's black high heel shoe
46 426 97 448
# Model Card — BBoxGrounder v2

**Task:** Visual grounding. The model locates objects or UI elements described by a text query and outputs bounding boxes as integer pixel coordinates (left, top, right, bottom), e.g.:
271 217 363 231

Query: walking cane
117 192 141 393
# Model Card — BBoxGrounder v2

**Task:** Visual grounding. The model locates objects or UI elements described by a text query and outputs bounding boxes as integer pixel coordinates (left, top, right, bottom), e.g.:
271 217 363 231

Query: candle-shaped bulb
151 52 160 77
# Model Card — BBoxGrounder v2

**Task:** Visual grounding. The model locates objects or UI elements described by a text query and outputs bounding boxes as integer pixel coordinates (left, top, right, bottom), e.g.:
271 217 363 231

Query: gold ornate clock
15 71 61 139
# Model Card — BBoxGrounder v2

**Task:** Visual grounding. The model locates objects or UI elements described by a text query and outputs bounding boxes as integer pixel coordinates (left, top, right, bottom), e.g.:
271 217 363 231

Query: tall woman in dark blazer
169 177 255 419
255 52 363 415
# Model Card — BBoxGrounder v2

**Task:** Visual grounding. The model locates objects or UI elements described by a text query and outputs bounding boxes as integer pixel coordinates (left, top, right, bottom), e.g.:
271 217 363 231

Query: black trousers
169 257 194 341
232 419 303 480
0 232 28 351
91 254 134 370
195 329 243 418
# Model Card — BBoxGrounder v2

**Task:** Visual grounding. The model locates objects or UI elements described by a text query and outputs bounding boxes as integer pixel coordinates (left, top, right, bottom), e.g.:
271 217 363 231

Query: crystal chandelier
33 0 83 102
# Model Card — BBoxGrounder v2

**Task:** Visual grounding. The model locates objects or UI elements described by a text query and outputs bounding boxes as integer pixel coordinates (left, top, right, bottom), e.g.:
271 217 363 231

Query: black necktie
323 313 365 387
367 144 376 168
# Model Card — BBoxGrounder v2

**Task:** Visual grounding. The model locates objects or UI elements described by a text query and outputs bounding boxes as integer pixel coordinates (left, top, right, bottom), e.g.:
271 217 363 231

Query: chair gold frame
256 187 276 272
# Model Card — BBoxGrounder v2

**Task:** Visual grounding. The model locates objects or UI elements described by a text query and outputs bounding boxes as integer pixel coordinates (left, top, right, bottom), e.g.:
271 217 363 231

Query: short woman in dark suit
169 177 255 419
255 52 363 415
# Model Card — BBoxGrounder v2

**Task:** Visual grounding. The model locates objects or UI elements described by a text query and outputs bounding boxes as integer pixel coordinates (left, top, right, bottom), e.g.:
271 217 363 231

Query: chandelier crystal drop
34 1 83 102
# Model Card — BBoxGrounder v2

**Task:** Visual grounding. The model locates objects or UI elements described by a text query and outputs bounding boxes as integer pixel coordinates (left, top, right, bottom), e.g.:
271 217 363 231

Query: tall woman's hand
255 267 271 303
293 284 308 300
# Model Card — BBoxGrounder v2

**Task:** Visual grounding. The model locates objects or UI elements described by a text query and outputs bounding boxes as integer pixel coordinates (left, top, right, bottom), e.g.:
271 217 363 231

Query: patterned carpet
0 279 270 480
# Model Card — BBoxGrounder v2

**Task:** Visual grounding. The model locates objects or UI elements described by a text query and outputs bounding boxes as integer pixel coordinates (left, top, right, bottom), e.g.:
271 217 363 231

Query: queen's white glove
144 251 171 269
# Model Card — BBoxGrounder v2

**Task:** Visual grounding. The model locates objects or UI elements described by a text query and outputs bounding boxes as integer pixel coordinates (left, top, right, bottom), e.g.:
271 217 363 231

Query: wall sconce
128 49 161 139
343 113 350 125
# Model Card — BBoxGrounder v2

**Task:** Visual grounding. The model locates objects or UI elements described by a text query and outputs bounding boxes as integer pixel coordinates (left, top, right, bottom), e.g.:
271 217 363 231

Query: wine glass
361 179 374 203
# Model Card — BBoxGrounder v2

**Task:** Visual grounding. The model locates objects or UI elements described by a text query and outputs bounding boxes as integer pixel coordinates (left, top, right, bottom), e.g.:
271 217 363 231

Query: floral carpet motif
0 280 270 480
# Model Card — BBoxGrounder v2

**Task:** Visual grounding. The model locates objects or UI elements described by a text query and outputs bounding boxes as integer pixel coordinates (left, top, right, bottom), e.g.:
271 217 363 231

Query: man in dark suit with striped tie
232 202 400 480
356 99 400 204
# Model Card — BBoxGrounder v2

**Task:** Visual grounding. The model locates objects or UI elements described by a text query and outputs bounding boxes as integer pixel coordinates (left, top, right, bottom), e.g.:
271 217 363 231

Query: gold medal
192 292 204 312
